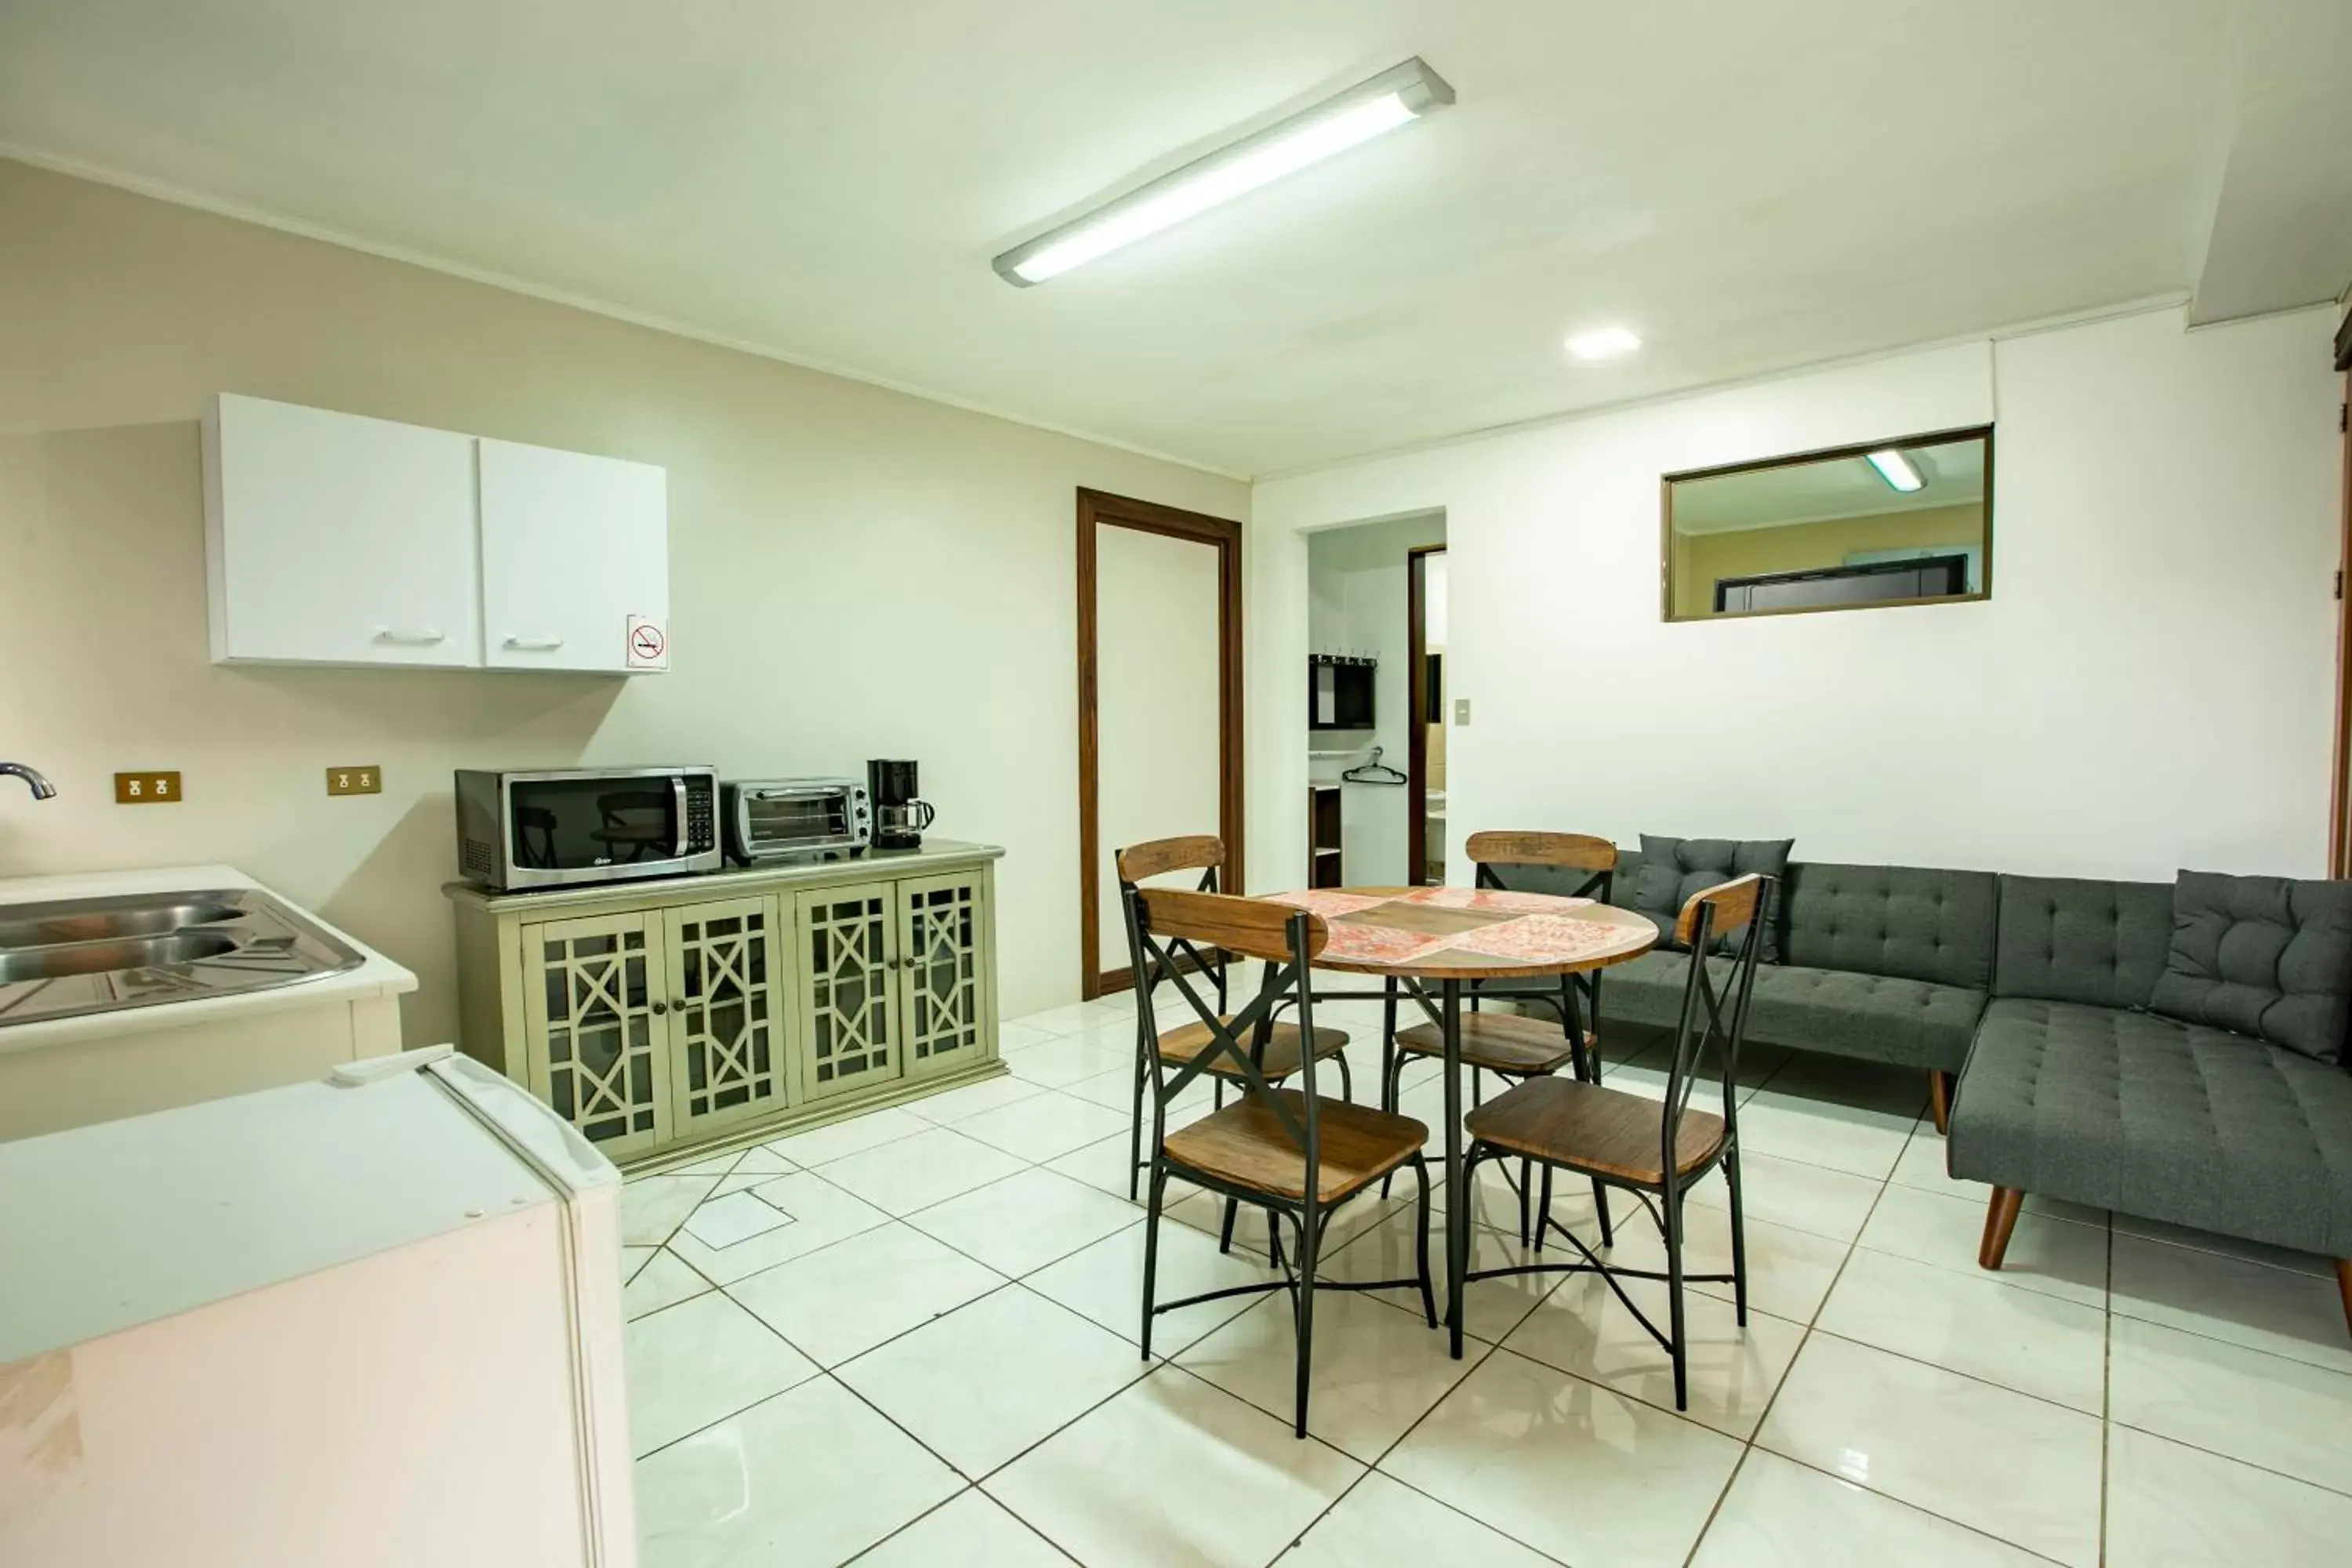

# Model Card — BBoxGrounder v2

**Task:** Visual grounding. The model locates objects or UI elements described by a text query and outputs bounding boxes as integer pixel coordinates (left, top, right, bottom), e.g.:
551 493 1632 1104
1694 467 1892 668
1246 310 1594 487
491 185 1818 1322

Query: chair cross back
1116 837 1230 1008
1126 887 1328 1149
1465 830 1617 902
1663 873 1769 1149
1464 832 1618 1027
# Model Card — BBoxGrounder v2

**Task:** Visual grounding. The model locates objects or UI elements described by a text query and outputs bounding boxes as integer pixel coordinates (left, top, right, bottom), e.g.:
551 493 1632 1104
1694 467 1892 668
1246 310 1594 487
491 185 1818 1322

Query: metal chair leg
1219 1196 1239 1255
1664 1186 1689 1411
1127 1048 1149 1203
1535 1165 1553 1251
1593 1178 1614 1247
1335 1048 1354 1104
1724 1149 1750 1326
1517 1157 1534 1248
1414 1158 1439 1327
1294 1209 1321 1438
1379 1051 1408 1200
1140 1164 1167 1360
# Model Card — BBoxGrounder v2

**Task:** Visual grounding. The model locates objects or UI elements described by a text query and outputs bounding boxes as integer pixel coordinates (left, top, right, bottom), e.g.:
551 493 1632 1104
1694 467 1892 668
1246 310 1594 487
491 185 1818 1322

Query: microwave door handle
672 775 690 860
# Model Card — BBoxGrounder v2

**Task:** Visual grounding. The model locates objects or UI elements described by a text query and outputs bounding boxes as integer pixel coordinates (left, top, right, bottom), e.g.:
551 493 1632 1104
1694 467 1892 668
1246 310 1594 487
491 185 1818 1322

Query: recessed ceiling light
993 57 1455 286
1566 326 1642 361
1865 448 1926 492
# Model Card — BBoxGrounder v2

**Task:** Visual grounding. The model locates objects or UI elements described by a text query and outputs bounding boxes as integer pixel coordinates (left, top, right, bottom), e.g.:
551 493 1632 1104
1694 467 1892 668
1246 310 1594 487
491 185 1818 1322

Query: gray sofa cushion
1628 835 1791 960
1949 997 2352 1257
1599 948 1982 1073
2147 871 2352 1064
1992 875 2174 1009
1782 862 1998 991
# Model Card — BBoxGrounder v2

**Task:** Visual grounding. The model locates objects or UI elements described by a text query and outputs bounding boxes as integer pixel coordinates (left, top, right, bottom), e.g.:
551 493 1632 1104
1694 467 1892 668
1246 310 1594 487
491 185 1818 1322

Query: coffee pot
866 759 935 851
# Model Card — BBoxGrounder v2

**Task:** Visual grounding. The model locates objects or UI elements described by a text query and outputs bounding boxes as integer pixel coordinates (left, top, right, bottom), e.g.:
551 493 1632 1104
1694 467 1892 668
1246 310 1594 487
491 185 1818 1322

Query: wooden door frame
1076 488 1244 998
2332 306 2352 875
1406 544 1446 887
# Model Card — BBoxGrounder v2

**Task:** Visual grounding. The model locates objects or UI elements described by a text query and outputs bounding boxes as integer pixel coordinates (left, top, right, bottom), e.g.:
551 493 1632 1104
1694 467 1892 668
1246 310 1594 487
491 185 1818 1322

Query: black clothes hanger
1341 746 1408 786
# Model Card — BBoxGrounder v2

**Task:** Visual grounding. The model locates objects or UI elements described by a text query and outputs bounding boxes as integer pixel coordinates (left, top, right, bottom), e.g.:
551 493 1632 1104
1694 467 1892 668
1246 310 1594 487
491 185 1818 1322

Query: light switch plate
1454 698 1471 724
325 764 383 797
114 771 182 804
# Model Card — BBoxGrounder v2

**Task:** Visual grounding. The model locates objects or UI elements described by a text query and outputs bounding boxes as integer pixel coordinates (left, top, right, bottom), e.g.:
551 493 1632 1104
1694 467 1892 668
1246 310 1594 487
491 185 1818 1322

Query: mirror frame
1660 423 1995 622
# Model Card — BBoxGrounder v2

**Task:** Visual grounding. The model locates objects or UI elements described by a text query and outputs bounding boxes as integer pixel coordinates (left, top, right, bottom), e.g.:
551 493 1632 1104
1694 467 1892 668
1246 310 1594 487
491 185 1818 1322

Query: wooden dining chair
1116 836 1352 1208
1126 884 1436 1437
1456 873 1768 1411
1378 831 1614 1242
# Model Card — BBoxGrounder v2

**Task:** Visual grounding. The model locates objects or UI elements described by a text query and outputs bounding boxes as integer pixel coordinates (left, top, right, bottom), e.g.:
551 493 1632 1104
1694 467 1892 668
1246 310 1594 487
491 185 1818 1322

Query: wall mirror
1663 426 1992 620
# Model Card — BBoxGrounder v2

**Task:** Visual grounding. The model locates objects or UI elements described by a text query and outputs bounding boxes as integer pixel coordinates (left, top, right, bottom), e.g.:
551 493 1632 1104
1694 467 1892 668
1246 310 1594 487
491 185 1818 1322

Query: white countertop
0 864 416 1055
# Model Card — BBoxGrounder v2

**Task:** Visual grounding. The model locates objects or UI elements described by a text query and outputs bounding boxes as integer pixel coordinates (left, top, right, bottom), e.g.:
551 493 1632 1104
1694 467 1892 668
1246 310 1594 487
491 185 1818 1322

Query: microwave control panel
686 777 717 854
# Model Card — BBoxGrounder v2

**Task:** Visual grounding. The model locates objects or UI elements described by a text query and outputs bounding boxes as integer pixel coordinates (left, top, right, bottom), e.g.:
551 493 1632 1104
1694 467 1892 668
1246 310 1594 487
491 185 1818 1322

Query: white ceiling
1671 437 1987 535
2 1 2344 477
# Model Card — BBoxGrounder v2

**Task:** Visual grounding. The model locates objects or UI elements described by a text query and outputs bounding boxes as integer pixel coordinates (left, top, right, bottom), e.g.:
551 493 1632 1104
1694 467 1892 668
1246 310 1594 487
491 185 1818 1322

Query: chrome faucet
1 762 56 800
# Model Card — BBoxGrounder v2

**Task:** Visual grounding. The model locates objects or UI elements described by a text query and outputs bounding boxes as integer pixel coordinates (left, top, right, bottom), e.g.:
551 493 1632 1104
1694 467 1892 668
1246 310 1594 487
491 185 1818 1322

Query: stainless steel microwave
455 767 721 891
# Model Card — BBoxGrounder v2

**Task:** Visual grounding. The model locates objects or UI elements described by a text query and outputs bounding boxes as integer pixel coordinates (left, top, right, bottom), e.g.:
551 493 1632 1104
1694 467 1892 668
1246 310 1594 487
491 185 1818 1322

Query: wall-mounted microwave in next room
455 768 721 891
1309 654 1375 731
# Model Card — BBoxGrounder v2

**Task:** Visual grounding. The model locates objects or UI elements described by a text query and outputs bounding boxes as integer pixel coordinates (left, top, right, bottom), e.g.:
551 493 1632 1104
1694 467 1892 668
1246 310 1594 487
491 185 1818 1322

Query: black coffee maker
866 760 935 851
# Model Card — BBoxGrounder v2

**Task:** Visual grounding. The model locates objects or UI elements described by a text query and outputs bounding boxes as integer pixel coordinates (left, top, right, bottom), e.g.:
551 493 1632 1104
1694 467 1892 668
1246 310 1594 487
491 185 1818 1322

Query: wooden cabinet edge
446 850 1004 1165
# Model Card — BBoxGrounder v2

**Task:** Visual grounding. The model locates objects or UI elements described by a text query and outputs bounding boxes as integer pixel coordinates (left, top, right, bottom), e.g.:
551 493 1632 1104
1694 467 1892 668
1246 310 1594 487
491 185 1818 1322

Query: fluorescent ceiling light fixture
1566 326 1642 361
1865 448 1925 492
993 57 1454 286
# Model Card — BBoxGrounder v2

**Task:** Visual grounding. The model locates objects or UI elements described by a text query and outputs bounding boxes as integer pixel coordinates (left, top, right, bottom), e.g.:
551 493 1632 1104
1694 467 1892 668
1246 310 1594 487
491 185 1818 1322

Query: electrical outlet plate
114 771 182 804
325 765 383 797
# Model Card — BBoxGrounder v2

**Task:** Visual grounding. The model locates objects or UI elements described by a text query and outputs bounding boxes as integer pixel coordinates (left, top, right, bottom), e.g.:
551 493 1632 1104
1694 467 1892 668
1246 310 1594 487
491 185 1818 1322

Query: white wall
0 162 1247 1044
1305 514 1446 886
1250 306 2343 891
1095 525 1223 968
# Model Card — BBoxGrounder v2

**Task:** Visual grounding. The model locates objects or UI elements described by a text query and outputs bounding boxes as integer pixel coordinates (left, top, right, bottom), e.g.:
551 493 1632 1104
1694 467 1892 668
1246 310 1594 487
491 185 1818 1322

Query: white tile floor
619 991 2352 1567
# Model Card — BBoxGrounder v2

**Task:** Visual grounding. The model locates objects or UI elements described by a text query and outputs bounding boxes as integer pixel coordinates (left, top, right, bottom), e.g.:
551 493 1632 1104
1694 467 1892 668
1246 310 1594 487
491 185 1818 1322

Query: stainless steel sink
0 898 241 950
0 931 241 985
0 888 366 1027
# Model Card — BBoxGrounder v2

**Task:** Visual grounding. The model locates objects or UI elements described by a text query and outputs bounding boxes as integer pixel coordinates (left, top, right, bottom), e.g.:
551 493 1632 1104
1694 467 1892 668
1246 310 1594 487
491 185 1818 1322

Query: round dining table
1261 885 1660 1357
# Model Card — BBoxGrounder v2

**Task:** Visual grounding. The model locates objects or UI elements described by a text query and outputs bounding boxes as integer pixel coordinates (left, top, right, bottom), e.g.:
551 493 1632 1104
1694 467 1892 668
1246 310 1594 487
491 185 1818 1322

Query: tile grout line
1697 1123 1884 1565
1700 1125 2067 1567
1733 1123 2098 1566
2099 1207 2114 1567
627 1030 2346 1563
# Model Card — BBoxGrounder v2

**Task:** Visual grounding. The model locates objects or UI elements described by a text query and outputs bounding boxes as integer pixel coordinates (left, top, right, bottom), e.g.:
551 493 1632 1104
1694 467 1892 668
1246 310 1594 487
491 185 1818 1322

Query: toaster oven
723 779 871 863
454 767 721 891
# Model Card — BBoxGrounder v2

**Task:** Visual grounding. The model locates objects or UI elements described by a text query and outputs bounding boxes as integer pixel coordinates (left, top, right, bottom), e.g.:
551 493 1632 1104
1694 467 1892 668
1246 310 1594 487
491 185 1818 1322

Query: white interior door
1095 525 1223 985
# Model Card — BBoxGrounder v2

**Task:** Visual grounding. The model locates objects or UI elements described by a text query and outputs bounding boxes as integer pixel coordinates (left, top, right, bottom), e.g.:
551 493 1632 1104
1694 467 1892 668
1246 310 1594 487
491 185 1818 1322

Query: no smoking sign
626 615 669 670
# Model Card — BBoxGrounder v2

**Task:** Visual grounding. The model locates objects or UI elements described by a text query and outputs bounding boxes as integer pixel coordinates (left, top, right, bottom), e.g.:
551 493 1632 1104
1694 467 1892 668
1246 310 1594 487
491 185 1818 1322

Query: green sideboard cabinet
447 840 1004 1168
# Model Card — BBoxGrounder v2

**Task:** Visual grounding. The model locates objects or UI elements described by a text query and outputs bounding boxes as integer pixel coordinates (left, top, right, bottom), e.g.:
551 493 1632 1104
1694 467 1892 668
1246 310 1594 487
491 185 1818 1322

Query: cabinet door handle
650 1000 668 1015
373 626 446 645
502 633 566 651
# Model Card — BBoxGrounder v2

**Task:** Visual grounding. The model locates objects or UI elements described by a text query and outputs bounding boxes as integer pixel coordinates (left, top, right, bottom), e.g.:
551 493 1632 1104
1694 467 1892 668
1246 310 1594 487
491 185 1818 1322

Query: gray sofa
1601 857 1995 1092
1947 875 2352 1308
1489 851 2352 1327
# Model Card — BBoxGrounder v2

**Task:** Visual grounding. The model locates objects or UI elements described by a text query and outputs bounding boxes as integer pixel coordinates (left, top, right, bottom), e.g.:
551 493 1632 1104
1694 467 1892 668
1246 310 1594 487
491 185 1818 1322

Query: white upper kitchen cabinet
204 394 484 667
478 437 669 673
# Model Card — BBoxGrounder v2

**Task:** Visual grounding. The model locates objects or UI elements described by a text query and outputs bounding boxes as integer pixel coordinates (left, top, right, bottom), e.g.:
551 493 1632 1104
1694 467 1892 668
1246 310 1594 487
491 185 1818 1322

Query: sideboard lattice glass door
898 870 993 1078
793 883 902 1101
665 896 785 1135
521 910 669 1158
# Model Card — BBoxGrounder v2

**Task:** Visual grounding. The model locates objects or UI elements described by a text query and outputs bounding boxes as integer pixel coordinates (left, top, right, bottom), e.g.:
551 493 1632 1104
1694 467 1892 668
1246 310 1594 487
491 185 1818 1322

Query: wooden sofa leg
1978 1187 2024 1270
2336 1259 2352 1338
1927 1071 1953 1136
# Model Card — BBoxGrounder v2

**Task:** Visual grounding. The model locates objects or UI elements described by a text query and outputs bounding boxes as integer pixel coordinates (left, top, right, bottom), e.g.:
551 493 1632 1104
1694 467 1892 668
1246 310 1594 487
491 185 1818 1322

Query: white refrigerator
0 1046 635 1567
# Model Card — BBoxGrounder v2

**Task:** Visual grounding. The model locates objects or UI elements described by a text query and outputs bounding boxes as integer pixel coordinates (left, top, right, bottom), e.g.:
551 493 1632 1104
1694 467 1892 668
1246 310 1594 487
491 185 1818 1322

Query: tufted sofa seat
1595 859 1997 1075
1950 997 2352 1258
